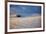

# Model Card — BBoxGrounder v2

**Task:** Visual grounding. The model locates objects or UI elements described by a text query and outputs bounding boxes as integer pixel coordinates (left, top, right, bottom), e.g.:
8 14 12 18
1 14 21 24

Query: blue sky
10 5 41 17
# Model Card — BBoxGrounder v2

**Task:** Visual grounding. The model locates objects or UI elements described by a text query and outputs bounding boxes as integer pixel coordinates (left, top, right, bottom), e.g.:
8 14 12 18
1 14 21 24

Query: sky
10 5 41 17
